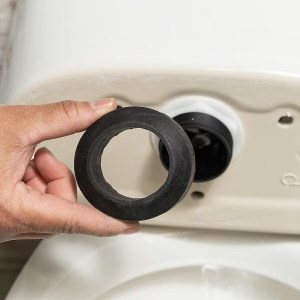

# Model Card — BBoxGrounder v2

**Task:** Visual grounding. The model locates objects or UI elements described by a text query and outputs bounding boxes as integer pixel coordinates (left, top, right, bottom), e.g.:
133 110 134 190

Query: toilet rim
6 228 300 299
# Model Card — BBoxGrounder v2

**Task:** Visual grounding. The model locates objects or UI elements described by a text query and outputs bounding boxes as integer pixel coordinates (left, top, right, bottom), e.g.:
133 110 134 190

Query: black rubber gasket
74 107 195 221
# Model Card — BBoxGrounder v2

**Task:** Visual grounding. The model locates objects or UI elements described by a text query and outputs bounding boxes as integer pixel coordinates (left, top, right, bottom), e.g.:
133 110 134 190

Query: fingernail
123 226 140 235
40 147 55 158
89 98 115 110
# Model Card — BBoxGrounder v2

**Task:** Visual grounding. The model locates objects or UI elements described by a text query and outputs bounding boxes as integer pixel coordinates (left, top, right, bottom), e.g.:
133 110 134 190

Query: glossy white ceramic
6 228 300 299
2 0 300 234
4 1 300 298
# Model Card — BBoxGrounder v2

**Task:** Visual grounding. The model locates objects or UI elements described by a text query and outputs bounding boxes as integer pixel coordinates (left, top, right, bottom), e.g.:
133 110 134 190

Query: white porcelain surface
2 0 300 234
6 228 300 299
2 0 300 103
1 0 300 234
4 2 300 298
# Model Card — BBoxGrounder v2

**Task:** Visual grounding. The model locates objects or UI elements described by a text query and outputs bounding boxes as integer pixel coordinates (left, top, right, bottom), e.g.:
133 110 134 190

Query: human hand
0 99 140 243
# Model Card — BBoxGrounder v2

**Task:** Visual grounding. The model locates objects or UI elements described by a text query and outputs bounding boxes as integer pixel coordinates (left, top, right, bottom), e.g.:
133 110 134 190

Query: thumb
16 98 116 145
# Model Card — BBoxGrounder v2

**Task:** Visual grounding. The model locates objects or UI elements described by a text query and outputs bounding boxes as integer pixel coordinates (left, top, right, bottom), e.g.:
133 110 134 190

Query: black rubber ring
74 107 195 221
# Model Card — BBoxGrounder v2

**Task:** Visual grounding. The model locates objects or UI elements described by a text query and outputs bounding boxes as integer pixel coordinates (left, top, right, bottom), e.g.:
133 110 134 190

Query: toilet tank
2 0 300 234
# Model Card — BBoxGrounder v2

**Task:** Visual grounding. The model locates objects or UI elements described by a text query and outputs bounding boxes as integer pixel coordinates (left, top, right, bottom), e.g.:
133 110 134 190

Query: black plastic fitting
159 112 233 182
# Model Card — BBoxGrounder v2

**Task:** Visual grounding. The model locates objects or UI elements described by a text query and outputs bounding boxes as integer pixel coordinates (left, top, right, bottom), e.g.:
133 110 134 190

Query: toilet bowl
6 228 300 299
2 0 300 298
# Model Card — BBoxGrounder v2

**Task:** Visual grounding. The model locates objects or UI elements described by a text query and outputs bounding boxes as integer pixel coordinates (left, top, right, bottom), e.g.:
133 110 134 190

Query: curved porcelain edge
6 228 300 299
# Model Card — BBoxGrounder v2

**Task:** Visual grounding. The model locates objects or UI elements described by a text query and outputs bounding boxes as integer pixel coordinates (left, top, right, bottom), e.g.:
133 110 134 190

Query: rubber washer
74 106 195 221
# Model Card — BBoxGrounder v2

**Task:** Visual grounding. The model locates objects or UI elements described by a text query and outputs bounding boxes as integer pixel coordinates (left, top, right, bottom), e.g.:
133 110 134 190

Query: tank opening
159 112 233 182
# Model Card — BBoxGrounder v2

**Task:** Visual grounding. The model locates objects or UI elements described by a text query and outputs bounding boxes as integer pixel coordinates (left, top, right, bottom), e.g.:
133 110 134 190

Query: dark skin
0 98 140 242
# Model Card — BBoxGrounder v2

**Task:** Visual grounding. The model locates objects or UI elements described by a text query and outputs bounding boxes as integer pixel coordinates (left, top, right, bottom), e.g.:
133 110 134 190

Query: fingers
30 98 116 144
33 147 77 202
0 98 141 242
22 161 47 193
11 233 54 240
22 148 77 202
24 192 140 237
18 139 140 238
2 98 116 146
